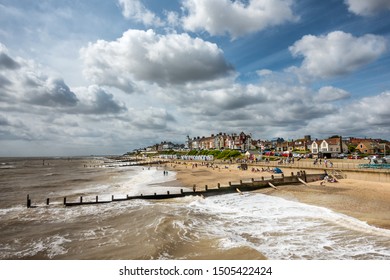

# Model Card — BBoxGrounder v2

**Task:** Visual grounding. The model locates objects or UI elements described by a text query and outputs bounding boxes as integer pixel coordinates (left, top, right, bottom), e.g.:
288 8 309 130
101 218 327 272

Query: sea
0 157 389 260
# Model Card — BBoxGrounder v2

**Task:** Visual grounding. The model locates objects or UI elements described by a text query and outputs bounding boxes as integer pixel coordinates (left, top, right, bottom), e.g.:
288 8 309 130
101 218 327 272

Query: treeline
155 149 243 160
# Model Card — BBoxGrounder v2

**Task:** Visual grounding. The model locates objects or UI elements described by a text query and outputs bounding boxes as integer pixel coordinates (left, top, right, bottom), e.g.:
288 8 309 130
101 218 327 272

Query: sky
0 0 390 156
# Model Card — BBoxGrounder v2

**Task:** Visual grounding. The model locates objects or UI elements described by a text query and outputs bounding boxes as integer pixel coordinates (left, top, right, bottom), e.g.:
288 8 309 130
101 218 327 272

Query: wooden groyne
26 171 326 208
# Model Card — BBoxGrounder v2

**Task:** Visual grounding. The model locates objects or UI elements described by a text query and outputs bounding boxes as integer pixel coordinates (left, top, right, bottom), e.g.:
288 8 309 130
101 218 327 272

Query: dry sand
165 160 390 230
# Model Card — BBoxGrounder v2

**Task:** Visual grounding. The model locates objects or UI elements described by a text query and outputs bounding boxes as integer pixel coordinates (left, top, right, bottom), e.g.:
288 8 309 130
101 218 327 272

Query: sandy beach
166 160 390 230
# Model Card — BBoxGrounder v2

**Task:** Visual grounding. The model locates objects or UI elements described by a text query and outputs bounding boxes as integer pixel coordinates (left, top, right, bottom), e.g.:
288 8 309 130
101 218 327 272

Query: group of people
320 175 338 185
251 167 272 173
251 167 283 174
277 157 295 165
313 158 333 167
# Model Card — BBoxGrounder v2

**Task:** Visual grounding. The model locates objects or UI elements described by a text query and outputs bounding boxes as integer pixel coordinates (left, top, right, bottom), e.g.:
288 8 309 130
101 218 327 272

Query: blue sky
0 0 390 156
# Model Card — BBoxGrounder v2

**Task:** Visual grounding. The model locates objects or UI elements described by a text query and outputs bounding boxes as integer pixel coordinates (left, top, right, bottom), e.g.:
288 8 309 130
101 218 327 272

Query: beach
166 160 390 230
1 157 389 260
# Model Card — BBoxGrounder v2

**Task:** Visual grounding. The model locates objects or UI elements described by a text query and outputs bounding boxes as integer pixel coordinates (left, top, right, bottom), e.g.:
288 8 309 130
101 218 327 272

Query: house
187 132 252 151
293 137 311 152
214 133 227 150
310 136 347 158
276 141 294 153
310 140 322 155
197 135 215 150
188 137 200 150
355 141 381 154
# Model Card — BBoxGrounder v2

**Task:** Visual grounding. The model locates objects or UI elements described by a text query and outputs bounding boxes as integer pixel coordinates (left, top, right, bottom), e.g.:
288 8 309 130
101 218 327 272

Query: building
310 136 347 158
355 140 390 155
187 132 252 151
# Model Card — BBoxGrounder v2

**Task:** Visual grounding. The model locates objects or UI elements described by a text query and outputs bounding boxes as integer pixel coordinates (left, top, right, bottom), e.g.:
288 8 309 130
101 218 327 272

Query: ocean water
0 157 389 260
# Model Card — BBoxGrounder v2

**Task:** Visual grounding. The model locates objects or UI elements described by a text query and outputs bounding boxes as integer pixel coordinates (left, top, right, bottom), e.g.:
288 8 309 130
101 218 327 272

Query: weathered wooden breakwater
26 171 326 208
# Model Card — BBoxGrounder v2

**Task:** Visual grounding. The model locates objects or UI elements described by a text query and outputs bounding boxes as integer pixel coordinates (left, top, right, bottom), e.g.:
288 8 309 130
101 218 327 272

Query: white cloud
317 86 351 102
130 107 176 130
308 91 390 137
182 0 297 38
0 44 79 108
164 80 335 136
165 11 180 27
118 0 163 26
0 44 127 116
289 31 387 79
345 0 390 16
80 29 234 90
256 69 273 76
72 85 127 114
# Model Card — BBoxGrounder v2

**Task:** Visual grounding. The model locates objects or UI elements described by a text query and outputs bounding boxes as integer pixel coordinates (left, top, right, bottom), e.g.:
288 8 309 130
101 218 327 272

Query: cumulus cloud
256 69 273 76
80 29 234 90
182 0 297 38
0 44 128 117
73 85 127 115
166 80 335 136
0 45 79 107
0 51 20 70
118 0 163 26
308 91 390 136
26 78 79 107
130 107 176 130
0 114 10 126
345 0 390 16
317 86 351 102
289 31 387 79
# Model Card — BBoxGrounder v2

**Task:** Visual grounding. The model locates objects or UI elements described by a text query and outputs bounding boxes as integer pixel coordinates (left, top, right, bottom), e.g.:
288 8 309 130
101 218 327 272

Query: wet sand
166 161 390 230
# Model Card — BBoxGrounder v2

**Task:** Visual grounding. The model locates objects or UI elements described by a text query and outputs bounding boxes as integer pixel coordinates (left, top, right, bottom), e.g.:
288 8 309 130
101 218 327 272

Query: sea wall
258 165 390 183
341 169 390 182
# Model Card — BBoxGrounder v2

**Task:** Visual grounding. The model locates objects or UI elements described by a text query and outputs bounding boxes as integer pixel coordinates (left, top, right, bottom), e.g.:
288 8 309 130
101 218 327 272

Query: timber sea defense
26 171 326 208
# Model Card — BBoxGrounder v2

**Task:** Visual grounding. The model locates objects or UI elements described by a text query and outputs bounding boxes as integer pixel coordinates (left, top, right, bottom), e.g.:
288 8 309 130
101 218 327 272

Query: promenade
246 158 390 182
169 157 390 183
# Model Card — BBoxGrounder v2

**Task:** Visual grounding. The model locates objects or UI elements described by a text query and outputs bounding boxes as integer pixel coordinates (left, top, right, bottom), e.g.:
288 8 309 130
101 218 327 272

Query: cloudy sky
1 0 390 156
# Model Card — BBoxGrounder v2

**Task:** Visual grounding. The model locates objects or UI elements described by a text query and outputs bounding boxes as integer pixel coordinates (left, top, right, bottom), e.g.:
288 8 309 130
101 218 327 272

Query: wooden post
80 196 83 203
271 175 274 179
154 193 157 196
298 178 309 186
193 185 196 192
268 182 278 190
205 185 208 191
217 183 220 188
229 182 232 186
112 195 114 201
181 189 184 194
240 180 242 185
167 190 170 195
46 198 49 205
291 172 294 176
63 197 67 205
96 196 98 202
27 195 31 208
261 176 264 181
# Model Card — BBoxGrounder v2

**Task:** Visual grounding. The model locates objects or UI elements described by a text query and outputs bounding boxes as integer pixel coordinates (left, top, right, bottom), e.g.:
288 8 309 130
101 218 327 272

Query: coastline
165 160 390 230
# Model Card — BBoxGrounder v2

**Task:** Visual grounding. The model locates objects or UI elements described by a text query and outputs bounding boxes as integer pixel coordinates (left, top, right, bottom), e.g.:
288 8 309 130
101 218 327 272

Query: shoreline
164 160 390 230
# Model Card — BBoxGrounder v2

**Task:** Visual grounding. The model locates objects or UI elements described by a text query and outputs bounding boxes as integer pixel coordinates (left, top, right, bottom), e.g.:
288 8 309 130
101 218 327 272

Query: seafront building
134 132 389 159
